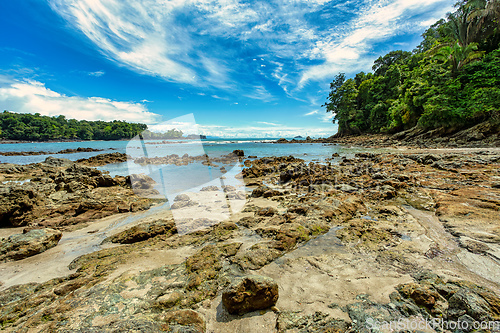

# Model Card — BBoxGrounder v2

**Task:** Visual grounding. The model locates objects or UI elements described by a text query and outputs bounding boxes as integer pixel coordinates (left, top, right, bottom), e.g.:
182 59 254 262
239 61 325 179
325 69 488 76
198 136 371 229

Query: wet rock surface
77 152 129 166
0 157 158 228
222 275 279 315
0 147 105 156
0 147 500 332
0 229 62 262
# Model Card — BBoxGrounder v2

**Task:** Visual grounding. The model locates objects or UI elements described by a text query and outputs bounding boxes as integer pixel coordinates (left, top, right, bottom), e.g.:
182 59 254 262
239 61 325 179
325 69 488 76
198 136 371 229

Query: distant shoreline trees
0 111 185 141
324 0 500 137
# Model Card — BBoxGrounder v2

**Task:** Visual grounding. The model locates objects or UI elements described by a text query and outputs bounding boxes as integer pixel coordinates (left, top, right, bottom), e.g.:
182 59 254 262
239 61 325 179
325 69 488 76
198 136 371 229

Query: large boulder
0 186 43 227
0 228 62 262
161 309 205 333
104 219 176 244
222 275 279 315
42 156 74 167
77 152 129 166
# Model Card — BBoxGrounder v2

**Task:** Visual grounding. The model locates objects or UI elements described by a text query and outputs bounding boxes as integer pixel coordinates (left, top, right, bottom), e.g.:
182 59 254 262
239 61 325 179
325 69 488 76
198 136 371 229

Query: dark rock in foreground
0 229 62 262
77 152 129 166
104 219 177 244
160 309 205 333
222 275 279 315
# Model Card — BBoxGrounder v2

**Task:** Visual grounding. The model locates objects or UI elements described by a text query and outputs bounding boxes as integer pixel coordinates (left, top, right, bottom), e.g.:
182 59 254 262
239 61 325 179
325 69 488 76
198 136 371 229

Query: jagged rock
156 291 184 308
447 287 500 321
41 157 74 167
278 311 350 332
0 229 62 262
251 186 270 198
226 191 246 200
200 186 220 191
128 174 156 190
222 185 237 192
170 200 198 209
174 194 191 202
161 309 205 332
287 205 309 216
263 189 282 198
256 207 277 217
232 149 244 157
77 152 129 166
222 275 279 315
104 219 177 244
235 242 282 270
0 186 43 227
237 216 260 228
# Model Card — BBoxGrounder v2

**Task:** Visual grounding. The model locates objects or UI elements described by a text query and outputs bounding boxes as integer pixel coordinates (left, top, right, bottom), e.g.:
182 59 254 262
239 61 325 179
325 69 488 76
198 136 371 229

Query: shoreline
1 148 500 331
0 137 206 145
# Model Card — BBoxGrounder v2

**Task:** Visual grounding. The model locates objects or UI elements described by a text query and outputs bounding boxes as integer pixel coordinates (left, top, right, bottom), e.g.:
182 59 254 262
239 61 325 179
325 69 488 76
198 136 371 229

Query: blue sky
0 0 454 138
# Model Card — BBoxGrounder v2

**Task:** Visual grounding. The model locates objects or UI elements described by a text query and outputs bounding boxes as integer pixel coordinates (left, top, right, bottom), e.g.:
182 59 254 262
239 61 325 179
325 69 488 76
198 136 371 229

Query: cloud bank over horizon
0 77 161 123
0 77 337 138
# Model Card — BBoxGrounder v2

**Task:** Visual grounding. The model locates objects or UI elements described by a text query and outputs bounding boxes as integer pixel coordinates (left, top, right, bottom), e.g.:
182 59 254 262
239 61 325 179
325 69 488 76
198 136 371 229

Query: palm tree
447 3 480 47
468 0 500 23
434 42 484 77
464 0 500 45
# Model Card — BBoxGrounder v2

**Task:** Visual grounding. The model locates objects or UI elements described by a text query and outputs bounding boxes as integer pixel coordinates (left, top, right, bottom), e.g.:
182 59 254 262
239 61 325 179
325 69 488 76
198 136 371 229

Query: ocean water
0 138 374 194
0 138 370 166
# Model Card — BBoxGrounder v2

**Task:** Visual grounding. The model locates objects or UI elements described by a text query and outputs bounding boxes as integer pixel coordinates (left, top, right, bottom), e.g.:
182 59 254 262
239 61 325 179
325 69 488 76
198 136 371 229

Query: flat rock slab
222 275 279 315
0 228 62 262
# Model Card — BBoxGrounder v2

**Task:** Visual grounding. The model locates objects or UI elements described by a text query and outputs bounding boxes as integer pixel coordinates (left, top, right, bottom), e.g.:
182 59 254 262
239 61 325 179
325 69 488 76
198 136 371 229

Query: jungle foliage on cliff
0 111 149 141
324 0 500 136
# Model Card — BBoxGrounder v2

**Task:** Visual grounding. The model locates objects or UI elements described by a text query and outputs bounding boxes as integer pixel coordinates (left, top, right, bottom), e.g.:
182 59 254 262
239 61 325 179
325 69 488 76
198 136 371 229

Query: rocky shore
0 147 108 156
276 121 500 149
0 147 499 332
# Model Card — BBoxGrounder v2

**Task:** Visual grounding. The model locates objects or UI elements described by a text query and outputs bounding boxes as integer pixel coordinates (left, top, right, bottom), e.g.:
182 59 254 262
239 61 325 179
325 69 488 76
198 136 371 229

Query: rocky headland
0 147 499 332
276 121 500 149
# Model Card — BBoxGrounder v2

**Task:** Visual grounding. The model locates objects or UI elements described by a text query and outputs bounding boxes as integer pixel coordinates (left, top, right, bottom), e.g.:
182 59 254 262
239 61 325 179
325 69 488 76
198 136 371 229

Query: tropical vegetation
0 111 157 141
324 0 500 136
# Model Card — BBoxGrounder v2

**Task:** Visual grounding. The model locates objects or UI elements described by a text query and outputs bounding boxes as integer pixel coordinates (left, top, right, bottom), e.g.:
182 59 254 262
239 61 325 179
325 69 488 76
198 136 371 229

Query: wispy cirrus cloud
88 70 105 77
49 0 454 100
304 110 319 116
257 121 280 126
298 0 454 87
0 77 160 123
243 85 275 103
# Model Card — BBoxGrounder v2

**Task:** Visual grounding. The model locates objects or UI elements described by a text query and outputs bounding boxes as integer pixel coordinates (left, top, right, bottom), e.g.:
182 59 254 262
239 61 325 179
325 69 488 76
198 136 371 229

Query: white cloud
0 77 160 123
257 121 280 126
243 85 275 102
49 0 454 97
88 70 105 77
304 110 319 116
299 0 454 86
321 112 335 123
198 124 338 138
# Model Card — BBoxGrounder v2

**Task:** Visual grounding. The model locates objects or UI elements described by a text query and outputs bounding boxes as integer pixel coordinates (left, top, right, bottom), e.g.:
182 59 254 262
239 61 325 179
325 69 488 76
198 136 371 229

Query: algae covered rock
104 219 177 244
161 309 206 332
222 275 279 315
0 228 62 262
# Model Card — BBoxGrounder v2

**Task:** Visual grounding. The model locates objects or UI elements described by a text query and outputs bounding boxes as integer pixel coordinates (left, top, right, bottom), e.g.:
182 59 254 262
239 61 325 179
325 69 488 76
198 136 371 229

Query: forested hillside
0 111 148 141
324 0 500 137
